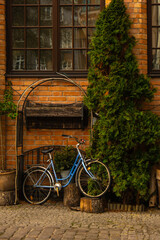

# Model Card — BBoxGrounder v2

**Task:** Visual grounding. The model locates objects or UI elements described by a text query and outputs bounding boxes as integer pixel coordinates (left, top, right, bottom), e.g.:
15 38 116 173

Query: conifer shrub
85 0 160 203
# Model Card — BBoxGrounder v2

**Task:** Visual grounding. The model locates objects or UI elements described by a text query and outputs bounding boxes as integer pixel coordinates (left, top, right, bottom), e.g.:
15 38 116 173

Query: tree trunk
149 165 159 207
156 169 160 208
80 197 104 213
63 183 81 207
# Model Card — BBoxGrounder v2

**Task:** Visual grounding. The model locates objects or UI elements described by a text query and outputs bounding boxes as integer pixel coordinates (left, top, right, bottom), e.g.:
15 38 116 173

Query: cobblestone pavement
0 200 160 240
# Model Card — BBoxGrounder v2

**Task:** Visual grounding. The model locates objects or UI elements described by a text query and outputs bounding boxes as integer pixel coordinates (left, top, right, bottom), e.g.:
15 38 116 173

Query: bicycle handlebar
62 134 85 144
62 134 72 138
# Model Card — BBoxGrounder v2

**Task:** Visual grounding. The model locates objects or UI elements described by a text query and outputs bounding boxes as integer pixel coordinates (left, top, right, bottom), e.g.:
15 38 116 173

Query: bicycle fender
75 159 93 187
24 166 54 185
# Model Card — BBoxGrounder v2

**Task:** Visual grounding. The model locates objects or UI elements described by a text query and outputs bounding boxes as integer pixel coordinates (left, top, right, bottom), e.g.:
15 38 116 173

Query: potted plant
54 146 77 183
0 81 17 205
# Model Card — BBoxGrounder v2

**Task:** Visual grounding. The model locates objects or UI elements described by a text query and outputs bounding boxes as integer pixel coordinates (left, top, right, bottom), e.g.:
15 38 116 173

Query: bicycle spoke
78 161 111 198
39 189 48 198
23 169 52 204
27 173 37 184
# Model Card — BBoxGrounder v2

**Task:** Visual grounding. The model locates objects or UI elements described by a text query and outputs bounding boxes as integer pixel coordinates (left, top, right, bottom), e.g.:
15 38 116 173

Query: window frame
6 0 105 78
147 0 160 77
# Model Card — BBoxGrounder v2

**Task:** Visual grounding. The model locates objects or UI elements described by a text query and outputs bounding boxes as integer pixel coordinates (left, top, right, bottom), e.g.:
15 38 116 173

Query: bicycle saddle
41 148 54 154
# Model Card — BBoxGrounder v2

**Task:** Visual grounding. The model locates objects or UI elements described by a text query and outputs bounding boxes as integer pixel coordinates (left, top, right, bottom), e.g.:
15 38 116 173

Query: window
148 0 160 75
7 0 105 75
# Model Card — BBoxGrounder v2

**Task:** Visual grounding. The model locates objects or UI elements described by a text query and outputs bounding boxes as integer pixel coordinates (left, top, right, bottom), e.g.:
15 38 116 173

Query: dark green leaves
0 81 17 119
85 0 160 203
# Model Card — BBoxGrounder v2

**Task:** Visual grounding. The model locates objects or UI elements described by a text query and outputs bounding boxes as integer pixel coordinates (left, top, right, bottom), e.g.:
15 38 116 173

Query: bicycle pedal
56 187 59 197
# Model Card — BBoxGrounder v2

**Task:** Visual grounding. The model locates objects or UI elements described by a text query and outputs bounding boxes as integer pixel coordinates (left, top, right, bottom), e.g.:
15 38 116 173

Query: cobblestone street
0 200 160 239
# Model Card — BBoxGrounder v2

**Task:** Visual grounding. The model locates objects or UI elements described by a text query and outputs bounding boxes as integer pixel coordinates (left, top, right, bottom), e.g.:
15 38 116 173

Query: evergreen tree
85 0 160 203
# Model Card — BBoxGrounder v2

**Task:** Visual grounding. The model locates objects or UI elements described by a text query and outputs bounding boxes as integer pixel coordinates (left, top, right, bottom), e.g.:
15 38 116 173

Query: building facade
0 0 159 170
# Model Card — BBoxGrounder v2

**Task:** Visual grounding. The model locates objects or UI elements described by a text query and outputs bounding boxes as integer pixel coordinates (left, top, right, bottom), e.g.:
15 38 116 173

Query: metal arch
16 76 87 154
21 77 87 112
16 77 86 113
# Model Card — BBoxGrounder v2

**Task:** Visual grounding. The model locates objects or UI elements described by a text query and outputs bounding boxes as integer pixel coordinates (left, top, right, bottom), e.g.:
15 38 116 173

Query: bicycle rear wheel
77 160 111 198
23 169 52 204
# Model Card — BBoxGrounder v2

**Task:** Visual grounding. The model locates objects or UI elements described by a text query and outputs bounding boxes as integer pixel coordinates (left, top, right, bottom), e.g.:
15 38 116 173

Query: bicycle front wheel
77 160 111 198
23 169 52 204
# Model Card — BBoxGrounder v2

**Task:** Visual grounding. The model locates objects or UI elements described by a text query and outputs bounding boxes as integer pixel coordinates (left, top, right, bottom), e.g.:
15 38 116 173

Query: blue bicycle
23 135 111 204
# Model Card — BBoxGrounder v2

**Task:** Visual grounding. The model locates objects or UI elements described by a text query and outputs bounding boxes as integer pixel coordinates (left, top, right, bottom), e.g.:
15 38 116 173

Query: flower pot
60 170 70 185
0 170 16 206
0 170 16 191
0 191 15 206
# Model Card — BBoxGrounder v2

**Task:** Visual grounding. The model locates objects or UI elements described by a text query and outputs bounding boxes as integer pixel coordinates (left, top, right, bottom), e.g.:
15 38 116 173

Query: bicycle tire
77 160 111 198
23 168 52 204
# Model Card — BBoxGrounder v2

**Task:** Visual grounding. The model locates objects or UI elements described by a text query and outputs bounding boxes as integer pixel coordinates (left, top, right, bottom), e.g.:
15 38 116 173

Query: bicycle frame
34 143 95 189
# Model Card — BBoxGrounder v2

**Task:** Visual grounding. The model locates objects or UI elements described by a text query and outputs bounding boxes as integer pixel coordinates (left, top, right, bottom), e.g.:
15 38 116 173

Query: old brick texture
0 0 159 169
0 0 5 169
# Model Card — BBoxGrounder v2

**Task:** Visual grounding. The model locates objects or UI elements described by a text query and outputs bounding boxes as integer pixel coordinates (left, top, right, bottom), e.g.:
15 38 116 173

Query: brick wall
105 0 148 75
124 0 160 115
0 0 5 90
3 0 160 169
0 0 6 169
125 0 148 75
6 77 90 169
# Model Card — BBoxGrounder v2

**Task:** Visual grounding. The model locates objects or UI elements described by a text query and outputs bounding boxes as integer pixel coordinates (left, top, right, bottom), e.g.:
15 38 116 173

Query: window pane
87 50 91 67
74 28 86 48
40 7 52 26
12 50 24 70
13 0 24 3
12 29 24 48
26 0 38 3
88 28 95 46
152 49 160 70
88 0 100 3
74 6 86 26
11 0 102 72
60 7 72 26
60 0 72 3
40 0 52 4
152 6 160 26
74 0 86 3
26 29 38 48
152 28 160 48
88 6 100 26
40 29 53 48
12 7 24 26
26 50 38 70
153 0 160 3
60 28 72 48
74 50 87 69
40 50 52 70
26 7 38 26
60 50 73 70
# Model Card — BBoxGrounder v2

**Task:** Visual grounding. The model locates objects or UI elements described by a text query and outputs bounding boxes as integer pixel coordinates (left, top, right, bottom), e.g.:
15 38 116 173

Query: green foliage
87 178 102 196
0 81 17 119
54 146 77 171
85 0 160 203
